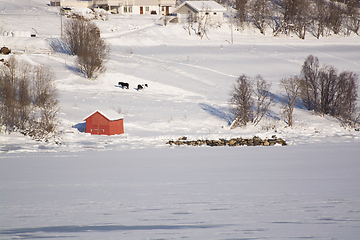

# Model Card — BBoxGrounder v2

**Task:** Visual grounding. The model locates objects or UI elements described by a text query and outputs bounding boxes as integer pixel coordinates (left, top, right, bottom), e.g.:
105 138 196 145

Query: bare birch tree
196 4 212 39
318 65 338 116
253 75 272 126
300 55 320 111
186 10 194 35
229 74 254 128
334 71 359 127
280 76 301 127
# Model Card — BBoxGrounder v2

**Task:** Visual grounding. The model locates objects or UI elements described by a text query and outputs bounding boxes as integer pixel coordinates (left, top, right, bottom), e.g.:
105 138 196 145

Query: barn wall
85 112 124 135
109 119 124 135
85 112 110 135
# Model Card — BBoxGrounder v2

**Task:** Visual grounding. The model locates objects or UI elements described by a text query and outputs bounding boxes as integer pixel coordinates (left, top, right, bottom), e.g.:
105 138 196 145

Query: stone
167 136 286 147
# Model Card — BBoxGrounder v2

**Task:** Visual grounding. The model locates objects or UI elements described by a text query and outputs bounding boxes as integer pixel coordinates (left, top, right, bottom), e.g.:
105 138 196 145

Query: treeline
229 55 359 128
0 56 60 141
222 0 359 38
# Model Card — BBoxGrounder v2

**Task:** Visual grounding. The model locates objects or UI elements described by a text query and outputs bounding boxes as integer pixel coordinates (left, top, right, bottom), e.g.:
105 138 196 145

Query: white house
121 0 176 15
51 0 176 15
174 1 226 23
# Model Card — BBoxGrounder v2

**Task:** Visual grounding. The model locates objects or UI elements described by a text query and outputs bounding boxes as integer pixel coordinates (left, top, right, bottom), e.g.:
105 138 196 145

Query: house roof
84 109 124 121
175 1 226 13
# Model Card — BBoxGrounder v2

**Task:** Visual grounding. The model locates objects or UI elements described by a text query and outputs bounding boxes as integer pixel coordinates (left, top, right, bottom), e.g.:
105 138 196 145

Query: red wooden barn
84 109 124 135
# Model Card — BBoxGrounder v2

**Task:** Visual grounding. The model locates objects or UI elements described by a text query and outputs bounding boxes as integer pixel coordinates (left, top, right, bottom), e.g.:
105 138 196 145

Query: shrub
0 56 60 141
63 19 110 79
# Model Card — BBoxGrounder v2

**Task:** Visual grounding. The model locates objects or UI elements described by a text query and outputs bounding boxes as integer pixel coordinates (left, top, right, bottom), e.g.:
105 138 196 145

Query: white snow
83 109 124 121
0 0 359 239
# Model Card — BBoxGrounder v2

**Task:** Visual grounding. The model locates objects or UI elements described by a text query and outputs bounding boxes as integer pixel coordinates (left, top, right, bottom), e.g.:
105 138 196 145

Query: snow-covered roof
176 1 226 13
84 109 124 121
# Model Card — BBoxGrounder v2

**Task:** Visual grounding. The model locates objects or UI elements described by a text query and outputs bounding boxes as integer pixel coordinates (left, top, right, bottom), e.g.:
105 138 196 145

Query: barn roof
175 1 226 13
84 109 124 121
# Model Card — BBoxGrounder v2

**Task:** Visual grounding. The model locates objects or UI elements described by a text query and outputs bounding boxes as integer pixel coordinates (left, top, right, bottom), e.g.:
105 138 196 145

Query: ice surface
1 144 359 239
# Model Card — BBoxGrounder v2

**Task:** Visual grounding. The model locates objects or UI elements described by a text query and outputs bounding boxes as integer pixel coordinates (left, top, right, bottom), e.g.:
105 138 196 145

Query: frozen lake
1 143 359 239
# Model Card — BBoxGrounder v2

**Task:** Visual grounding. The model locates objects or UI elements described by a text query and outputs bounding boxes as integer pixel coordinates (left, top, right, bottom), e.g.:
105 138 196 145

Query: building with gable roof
51 0 176 15
84 109 124 135
174 0 226 23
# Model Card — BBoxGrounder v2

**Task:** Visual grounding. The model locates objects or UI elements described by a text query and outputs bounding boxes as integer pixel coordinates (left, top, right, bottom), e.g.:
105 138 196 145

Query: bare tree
0 71 15 132
269 1 282 35
249 0 271 35
63 19 88 55
236 0 248 29
299 55 359 126
0 56 60 141
229 74 254 128
281 0 298 34
312 0 328 38
63 19 110 79
326 0 343 35
345 0 360 35
279 0 311 38
17 62 32 130
300 55 320 111
334 71 359 126
186 10 194 35
0 56 18 132
230 0 355 38
280 76 301 127
253 75 272 126
295 0 311 39
76 34 110 79
318 65 338 116
196 3 212 39
28 65 60 140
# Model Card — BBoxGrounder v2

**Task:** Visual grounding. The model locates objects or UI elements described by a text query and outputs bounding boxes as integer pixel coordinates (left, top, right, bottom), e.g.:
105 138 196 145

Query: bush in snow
64 7 109 21
279 76 302 127
229 74 254 128
63 19 110 79
299 55 359 128
0 56 60 142
229 74 273 128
